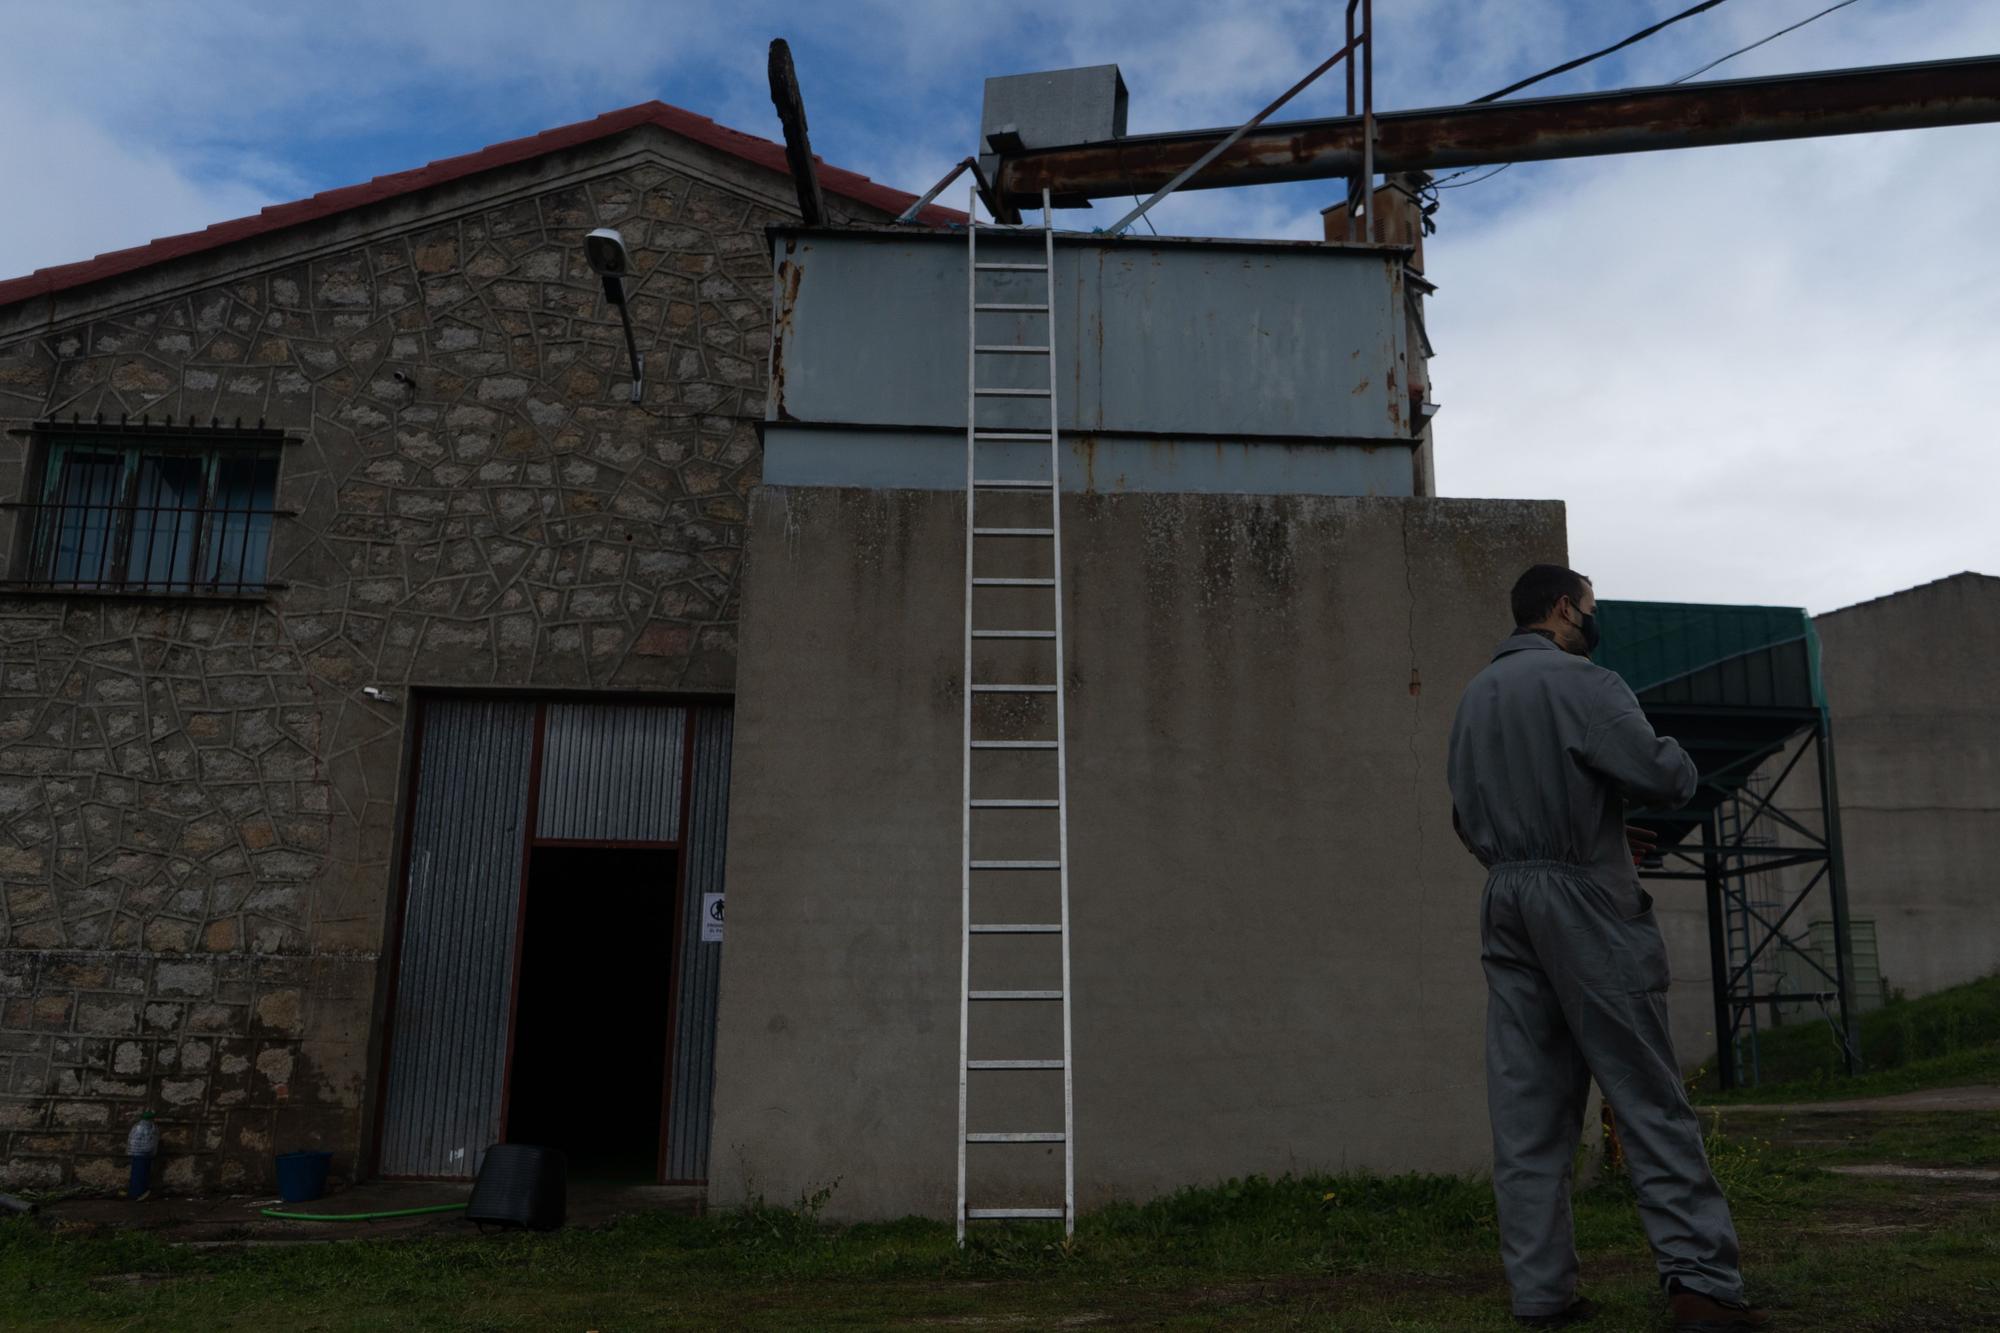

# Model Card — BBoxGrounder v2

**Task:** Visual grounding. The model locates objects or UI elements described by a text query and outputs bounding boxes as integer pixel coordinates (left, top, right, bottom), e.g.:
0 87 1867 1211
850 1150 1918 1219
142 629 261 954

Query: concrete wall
0 126 837 1193
711 485 1566 1219
1654 572 2000 1070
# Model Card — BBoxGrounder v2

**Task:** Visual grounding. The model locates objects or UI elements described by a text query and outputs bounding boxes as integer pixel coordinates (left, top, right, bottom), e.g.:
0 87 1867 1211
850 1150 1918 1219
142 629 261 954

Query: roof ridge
0 98 964 310
1816 570 2000 619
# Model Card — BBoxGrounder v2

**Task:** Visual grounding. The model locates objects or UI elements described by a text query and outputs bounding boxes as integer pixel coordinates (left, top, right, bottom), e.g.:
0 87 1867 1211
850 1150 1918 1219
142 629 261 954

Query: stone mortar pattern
0 154 787 1191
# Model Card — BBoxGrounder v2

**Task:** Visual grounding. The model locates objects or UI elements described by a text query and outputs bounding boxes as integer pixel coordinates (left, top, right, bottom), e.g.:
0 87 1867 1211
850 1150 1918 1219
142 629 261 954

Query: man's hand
1626 824 1659 863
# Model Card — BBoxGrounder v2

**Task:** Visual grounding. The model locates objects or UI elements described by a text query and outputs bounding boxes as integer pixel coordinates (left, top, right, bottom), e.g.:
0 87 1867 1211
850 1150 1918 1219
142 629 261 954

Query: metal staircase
957 186 1075 1242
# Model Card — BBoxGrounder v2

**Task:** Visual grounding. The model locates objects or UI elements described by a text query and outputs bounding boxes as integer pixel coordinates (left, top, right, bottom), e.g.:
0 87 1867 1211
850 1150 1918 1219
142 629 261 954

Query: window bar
136 466 161 594
178 495 195 594
235 474 256 593
193 452 218 594
95 468 119 593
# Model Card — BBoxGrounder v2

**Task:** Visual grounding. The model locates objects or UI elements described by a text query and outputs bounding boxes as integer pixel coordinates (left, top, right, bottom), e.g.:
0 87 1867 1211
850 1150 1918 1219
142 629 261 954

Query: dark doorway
505 846 678 1181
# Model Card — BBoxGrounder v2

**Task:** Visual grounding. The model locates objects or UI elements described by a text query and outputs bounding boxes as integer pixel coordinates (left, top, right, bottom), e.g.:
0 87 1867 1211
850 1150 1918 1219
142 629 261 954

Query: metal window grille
9 434 283 595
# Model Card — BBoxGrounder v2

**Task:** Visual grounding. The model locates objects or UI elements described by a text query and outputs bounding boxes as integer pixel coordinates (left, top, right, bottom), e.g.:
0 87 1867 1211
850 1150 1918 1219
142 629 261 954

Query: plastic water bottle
127 1110 158 1200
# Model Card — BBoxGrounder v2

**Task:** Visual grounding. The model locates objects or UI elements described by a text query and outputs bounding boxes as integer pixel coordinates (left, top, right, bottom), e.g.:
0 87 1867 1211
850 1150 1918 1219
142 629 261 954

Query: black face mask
1573 609 1601 657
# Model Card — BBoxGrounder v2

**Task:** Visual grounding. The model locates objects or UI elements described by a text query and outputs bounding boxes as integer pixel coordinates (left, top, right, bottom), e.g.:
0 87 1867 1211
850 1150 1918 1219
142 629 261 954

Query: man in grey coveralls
1447 566 1769 1331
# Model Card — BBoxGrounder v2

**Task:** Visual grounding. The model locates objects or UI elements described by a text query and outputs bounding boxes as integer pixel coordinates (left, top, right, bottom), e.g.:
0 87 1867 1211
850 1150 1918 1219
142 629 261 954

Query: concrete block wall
712 485 1567 1219
0 129 814 1191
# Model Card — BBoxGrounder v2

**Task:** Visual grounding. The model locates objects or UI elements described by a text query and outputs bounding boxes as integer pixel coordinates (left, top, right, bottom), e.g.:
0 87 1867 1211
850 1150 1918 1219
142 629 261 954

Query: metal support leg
1702 813 1737 1092
1815 722 1862 1074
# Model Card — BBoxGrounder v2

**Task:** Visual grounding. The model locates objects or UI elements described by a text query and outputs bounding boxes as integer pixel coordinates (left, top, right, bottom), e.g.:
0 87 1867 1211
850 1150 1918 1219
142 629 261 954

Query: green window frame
17 434 283 594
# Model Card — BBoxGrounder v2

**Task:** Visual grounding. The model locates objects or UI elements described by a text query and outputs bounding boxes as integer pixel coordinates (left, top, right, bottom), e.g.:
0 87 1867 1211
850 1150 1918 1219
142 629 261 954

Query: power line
1434 0 1870 194
1674 0 1866 83
1475 0 1735 103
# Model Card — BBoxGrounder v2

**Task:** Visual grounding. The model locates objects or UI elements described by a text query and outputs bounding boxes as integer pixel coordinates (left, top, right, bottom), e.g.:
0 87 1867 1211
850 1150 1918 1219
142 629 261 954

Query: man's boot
1669 1285 1771 1330
1517 1296 1598 1328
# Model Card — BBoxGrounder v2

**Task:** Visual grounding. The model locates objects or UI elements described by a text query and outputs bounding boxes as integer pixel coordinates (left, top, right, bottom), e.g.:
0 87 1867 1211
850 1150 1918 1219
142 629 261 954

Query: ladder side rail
1041 189 1078 1238
955 182 978 1246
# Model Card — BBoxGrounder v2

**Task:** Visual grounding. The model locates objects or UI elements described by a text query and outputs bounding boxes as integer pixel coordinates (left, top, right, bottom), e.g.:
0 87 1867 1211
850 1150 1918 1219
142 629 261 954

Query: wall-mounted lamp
585 227 644 404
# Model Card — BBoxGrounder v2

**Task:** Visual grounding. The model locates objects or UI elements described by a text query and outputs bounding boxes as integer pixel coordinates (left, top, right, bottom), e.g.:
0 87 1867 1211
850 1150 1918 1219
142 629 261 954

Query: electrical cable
1130 196 1159 236
1474 0 1734 103
1434 0 1869 194
1673 0 1866 82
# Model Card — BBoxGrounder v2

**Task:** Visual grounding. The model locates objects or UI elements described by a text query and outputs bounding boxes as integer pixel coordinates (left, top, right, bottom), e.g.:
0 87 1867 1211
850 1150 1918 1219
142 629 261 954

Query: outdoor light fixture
585 227 644 404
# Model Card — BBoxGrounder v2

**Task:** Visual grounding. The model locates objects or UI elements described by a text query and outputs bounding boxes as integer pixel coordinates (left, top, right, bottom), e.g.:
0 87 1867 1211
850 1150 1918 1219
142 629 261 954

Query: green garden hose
259 1202 468 1221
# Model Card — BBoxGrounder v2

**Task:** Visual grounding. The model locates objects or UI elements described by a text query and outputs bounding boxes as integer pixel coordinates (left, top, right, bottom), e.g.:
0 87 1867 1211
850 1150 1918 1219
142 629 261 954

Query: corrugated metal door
380 697 733 1182
667 706 732 1180
538 702 687 840
377 698 537 1178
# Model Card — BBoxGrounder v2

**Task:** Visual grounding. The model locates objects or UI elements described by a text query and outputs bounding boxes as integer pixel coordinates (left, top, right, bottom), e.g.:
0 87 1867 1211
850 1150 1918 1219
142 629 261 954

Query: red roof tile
0 100 965 310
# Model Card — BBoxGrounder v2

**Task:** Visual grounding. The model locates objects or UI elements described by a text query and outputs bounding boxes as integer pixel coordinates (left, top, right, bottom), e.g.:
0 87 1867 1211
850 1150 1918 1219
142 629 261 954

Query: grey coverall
1447 631 1745 1317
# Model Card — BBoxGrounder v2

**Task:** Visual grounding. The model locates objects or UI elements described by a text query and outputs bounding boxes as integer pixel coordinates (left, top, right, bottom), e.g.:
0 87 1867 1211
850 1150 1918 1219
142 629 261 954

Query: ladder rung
974 303 1049 311
972 480 1053 491
974 263 1048 271
967 1059 1065 1070
971 740 1057 750
970 798 1059 808
970 684 1057 693
973 528 1054 537
967 1132 1066 1143
969 990 1064 1001
973 629 1055 640
970 860 1061 871
972 578 1055 588
974 388 1052 397
969 923 1062 934
973 431 1053 440
975 345 1050 354
966 1207 1065 1220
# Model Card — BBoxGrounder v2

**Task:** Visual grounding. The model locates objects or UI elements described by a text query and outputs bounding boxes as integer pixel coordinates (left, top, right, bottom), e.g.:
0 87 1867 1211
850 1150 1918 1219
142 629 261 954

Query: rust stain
769 247 804 422
1408 667 1422 698
996 59 2000 201
1351 378 1370 396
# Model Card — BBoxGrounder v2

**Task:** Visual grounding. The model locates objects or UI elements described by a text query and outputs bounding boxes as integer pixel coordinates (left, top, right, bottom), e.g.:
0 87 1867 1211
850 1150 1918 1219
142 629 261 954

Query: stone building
0 91 1566 1221
0 102 953 1194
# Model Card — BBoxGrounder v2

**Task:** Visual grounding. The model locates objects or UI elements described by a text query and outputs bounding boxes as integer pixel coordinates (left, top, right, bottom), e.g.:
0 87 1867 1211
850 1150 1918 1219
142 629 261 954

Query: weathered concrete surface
711 486 1566 1219
1655 573 2000 1068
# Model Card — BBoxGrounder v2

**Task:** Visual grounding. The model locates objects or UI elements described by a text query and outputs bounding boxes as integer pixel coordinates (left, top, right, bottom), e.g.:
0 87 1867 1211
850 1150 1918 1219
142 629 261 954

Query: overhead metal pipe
993 54 2000 206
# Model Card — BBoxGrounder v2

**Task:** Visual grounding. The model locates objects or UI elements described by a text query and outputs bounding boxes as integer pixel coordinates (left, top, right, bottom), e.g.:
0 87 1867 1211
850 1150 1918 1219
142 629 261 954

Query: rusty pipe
994 54 2000 204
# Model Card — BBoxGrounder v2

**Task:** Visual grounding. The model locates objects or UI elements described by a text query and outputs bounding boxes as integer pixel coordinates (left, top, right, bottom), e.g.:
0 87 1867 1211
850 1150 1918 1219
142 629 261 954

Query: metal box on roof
981 64 1128 151
765 225 1426 497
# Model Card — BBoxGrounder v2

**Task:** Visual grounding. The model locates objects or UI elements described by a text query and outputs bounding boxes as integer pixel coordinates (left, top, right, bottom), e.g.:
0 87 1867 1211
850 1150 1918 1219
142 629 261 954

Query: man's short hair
1511 564 1591 627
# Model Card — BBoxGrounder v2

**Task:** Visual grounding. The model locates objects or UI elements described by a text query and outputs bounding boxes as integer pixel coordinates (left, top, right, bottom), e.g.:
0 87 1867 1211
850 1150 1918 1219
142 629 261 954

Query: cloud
1 0 1993 611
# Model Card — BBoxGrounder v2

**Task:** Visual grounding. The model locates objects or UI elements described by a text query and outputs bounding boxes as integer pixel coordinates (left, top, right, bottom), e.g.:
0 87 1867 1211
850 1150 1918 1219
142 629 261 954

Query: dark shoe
1670 1288 1771 1330
1517 1296 1598 1328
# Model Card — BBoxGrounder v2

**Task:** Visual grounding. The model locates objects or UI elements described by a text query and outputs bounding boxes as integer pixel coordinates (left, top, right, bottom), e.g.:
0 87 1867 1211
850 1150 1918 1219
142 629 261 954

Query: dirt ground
1702 1085 2000 1114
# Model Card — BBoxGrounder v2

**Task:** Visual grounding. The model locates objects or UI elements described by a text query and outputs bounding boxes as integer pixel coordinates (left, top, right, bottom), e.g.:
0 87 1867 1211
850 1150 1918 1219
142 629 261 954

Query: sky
1 0 1994 612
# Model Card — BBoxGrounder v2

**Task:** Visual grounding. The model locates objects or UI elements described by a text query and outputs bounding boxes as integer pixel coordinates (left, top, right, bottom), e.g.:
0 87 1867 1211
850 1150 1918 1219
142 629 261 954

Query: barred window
11 429 283 595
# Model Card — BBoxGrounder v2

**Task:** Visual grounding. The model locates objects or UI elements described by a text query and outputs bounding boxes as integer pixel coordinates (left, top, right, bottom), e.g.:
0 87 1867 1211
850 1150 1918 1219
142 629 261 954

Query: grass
7 1110 2000 1331
1700 973 2000 1103
9 985 2000 1331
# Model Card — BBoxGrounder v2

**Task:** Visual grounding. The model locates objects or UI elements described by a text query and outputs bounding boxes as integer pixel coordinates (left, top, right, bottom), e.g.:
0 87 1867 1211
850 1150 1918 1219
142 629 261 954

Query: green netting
1594 599 1826 707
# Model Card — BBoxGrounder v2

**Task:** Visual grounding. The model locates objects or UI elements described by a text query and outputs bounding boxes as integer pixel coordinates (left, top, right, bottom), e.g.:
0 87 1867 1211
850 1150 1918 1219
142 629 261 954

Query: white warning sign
701 893 725 943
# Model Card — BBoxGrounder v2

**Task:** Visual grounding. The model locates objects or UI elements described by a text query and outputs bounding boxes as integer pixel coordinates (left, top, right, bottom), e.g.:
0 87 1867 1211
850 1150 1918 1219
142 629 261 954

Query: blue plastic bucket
274 1150 333 1203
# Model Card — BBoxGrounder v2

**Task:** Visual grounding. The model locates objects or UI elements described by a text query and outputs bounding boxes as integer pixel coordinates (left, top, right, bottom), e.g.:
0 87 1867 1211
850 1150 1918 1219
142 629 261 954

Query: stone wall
0 135 805 1192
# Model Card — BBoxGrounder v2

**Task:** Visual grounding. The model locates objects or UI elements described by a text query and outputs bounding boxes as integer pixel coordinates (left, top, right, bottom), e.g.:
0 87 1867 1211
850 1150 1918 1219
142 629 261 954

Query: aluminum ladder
957 186 1075 1242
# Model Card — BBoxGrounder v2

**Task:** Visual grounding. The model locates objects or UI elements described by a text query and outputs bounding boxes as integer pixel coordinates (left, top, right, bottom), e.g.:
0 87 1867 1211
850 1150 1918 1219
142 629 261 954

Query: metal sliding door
377 698 537 1178
378 697 734 1181
666 706 732 1181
